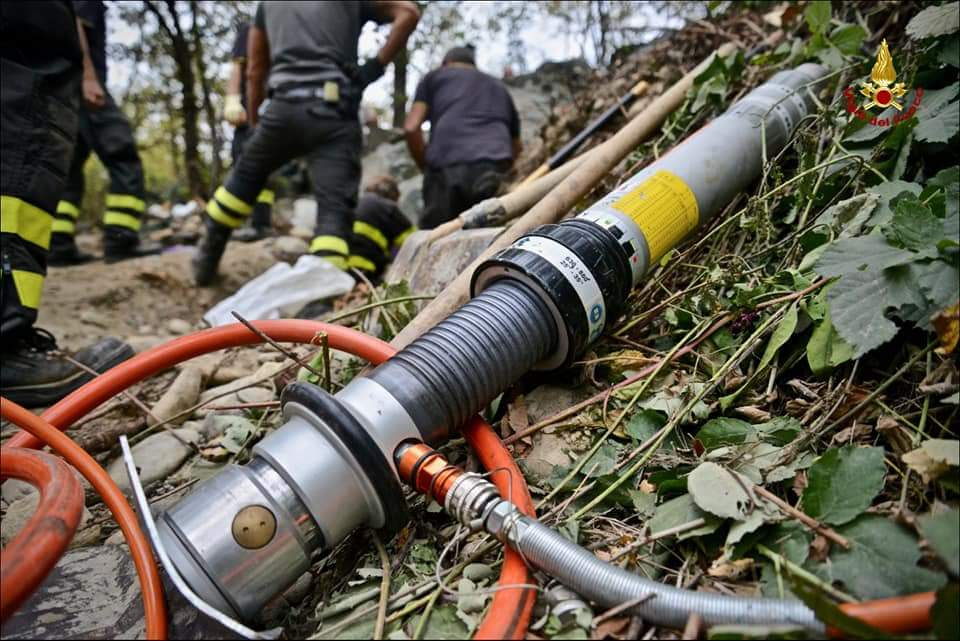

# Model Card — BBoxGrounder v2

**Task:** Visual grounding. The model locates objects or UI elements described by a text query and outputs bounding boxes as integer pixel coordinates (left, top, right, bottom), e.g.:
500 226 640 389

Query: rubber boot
47 232 97 266
192 216 233 286
233 203 272 243
102 226 162 263
0 327 134 408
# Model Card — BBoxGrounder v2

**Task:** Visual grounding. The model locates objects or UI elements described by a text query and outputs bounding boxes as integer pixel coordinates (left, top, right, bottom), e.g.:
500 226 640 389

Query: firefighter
349 175 416 279
193 0 420 286
1 0 133 408
48 0 158 265
404 45 522 229
224 20 275 243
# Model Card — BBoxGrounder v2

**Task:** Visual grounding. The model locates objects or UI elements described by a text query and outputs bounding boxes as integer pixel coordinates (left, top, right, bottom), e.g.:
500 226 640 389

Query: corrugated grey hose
512 516 824 633
369 279 557 443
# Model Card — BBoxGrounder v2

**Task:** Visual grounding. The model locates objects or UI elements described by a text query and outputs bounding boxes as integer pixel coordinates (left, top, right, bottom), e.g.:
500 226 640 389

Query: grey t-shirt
254 1 386 91
414 66 520 168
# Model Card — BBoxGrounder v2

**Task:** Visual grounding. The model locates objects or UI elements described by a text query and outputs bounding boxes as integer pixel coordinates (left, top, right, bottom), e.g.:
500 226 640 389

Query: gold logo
859 39 907 111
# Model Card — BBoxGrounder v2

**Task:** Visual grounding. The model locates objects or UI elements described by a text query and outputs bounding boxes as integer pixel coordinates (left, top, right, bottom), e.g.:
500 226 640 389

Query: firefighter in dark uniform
1 0 133 407
193 0 420 286
48 0 157 265
350 175 416 279
224 21 275 243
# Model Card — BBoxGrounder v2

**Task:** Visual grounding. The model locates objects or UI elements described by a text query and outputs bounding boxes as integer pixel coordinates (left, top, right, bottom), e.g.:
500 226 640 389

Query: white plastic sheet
203 254 355 327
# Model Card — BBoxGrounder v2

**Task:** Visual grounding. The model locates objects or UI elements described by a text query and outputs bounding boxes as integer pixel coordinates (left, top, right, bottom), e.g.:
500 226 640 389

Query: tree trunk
191 2 223 187
392 45 408 129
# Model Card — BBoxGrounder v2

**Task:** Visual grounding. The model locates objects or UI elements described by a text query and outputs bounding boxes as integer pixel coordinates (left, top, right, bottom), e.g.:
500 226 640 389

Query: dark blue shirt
414 66 520 169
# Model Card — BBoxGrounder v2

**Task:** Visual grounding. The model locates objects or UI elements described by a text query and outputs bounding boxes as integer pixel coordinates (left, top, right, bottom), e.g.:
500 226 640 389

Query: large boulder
384 227 502 296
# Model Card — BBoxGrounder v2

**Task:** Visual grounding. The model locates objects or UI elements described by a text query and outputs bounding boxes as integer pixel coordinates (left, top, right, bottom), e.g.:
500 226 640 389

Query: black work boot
48 232 97 266
192 216 233 286
233 204 273 243
0 328 134 408
102 226 162 263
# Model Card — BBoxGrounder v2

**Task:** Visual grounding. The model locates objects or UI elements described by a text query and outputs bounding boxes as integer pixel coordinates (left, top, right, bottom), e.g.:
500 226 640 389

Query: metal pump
152 63 826 624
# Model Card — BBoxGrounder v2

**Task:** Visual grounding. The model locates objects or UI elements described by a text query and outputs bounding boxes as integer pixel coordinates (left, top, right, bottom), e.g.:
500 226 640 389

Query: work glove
356 57 386 90
224 94 247 126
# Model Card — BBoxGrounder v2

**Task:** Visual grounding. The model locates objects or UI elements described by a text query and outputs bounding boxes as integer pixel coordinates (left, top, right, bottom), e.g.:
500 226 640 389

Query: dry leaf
734 405 772 423
903 439 960 483
593 616 630 640
708 557 754 580
932 301 960 355
809 535 831 562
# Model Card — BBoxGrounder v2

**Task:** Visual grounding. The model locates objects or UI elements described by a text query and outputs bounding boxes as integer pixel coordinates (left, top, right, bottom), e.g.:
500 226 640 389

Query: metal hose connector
439 474 823 633
510 516 824 633
370 279 557 443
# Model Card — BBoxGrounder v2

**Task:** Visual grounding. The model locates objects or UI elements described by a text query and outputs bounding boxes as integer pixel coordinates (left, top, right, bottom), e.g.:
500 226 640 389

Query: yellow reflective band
207 200 244 229
214 186 253 215
256 189 275 205
56 200 81 219
11 269 44 309
348 255 377 272
353 220 388 252
52 218 77 235
393 226 417 247
1 195 52 250
106 193 145 212
310 235 349 255
103 211 142 231
321 255 349 270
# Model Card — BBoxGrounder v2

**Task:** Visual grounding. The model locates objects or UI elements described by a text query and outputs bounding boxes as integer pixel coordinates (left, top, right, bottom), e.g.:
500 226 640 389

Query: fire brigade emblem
860 39 907 111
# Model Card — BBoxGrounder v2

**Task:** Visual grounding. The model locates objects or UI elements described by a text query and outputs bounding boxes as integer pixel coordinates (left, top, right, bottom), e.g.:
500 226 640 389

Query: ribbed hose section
369 279 557 443
512 517 825 633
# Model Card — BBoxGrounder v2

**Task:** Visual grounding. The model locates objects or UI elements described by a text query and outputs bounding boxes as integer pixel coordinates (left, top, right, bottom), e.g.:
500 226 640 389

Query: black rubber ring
407 449 435 487
281 382 409 538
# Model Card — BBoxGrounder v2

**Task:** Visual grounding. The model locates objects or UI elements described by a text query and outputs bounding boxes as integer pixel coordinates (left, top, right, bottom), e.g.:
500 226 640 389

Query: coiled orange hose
0 447 84 621
0 320 534 640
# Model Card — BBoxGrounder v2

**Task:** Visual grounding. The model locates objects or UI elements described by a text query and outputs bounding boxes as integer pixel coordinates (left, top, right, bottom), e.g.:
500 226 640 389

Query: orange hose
834 592 936 638
0 400 168 639
0 447 84 621
1 321 534 640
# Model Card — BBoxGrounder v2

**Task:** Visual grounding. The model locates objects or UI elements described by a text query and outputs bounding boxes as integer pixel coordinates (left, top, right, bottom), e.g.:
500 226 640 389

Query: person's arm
403 101 429 171
76 18 105 109
356 1 420 89
246 25 269 128
508 94 522 164
224 60 247 125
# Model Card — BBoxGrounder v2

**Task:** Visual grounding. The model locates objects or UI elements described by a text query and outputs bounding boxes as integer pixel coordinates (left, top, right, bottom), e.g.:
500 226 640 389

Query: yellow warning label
611 170 699 265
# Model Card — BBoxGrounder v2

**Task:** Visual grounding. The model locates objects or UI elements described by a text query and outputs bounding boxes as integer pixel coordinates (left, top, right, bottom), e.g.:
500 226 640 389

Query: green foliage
917 508 960 575
906 2 960 41
802 446 886 526
932 583 960 640
648 493 721 539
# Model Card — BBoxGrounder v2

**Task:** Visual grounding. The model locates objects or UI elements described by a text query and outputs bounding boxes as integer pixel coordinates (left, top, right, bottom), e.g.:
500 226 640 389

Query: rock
126 335 167 353
271 235 309 263
1 492 91 547
104 529 126 546
106 427 200 492
504 60 590 151
78 309 110 329
384 227 502 297
1 545 146 639
524 431 573 480
290 197 317 229
208 365 247 385
1 478 36 504
166 318 192 334
524 384 591 425
290 225 314 240
149 366 204 427
137 324 155 334
197 361 285 406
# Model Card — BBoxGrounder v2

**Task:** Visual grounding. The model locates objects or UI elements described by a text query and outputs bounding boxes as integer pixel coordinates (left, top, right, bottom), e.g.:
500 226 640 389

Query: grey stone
126 334 168 354
384 227 502 296
524 384 591 425
106 427 200 492
0 493 91 547
149 366 204 427
271 235 309 263
504 60 590 152
166 318 193 334
78 309 110 329
197 361 285 407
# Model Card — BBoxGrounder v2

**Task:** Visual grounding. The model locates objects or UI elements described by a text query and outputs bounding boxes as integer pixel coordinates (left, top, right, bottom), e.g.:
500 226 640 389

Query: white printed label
514 236 606 341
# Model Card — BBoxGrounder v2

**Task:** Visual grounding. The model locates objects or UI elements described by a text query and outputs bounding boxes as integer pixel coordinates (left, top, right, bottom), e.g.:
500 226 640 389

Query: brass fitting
394 442 463 505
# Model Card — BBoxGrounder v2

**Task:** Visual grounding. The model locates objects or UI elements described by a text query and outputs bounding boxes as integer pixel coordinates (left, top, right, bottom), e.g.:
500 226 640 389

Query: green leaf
807 308 855 373
628 489 657 517
940 34 960 67
828 23 867 55
688 462 754 520
804 0 832 34
916 99 959 143
758 303 799 371
802 446 886 525
933 583 960 640
624 409 666 442
648 493 721 539
788 577 886 640
815 234 919 278
917 508 960 574
906 1 960 39
697 417 755 450
582 442 619 478
755 417 802 446
885 195 945 253
865 181 923 228
817 515 947 600
825 266 901 357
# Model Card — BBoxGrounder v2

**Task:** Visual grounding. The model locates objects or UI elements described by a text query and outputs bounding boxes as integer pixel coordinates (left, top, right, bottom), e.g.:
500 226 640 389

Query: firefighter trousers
1 0 80 339
231 125 275 229
206 97 361 270
55 92 146 241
